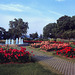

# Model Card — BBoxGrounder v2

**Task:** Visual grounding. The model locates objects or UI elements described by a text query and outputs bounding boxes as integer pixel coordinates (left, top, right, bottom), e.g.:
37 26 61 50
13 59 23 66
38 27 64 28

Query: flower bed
0 45 34 64
40 43 69 51
30 43 41 48
23 40 42 43
55 46 75 58
30 40 75 58
30 41 68 49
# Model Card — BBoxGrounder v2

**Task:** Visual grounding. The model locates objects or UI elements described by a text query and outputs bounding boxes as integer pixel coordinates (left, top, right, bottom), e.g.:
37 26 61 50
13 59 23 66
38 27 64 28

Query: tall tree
70 16 75 30
9 18 29 39
57 15 71 32
43 23 57 38
0 27 6 39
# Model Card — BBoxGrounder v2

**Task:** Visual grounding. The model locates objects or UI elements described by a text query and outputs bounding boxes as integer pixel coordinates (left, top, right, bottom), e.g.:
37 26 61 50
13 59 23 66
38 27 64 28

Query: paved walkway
26 47 75 75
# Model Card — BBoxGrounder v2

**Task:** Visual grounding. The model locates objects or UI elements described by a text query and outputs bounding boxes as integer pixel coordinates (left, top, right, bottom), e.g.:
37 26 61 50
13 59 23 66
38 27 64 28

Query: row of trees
0 18 42 40
43 15 75 39
1 15 75 40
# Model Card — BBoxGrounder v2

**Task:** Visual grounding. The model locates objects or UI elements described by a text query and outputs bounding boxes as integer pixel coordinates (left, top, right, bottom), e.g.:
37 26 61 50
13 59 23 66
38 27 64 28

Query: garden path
26 47 75 75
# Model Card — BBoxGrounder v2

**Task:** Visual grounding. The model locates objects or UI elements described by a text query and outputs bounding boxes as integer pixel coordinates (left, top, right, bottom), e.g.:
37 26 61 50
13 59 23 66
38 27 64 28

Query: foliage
43 15 75 39
56 38 62 42
50 38 55 41
23 37 31 40
29 32 38 39
43 23 57 38
30 40 75 58
0 46 34 63
9 18 29 39
0 27 6 39
56 46 75 58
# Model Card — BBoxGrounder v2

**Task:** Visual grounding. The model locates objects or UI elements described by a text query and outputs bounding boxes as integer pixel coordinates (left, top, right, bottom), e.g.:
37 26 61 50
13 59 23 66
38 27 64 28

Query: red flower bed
0 45 34 64
23 40 42 43
56 46 75 58
30 40 75 58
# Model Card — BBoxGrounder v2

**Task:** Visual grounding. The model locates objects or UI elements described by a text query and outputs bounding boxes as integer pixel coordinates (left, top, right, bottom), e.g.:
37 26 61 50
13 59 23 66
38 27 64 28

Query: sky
0 0 75 35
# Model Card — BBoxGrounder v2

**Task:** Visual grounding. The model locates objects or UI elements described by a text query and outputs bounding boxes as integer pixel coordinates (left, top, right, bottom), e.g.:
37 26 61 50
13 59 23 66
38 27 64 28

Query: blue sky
0 0 75 35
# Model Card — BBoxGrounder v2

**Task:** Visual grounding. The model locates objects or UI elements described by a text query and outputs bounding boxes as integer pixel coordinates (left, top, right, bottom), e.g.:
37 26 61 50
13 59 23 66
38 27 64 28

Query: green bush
56 38 62 41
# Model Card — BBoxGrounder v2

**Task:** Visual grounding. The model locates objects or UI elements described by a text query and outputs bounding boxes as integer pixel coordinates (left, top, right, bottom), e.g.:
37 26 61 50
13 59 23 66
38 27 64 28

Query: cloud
0 3 42 16
48 10 63 16
56 0 64 1
0 4 24 12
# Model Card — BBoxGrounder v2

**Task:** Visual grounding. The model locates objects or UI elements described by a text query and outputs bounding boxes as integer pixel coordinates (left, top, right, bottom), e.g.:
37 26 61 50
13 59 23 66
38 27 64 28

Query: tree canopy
29 32 38 39
9 18 29 39
43 15 75 39
0 27 6 39
43 23 57 38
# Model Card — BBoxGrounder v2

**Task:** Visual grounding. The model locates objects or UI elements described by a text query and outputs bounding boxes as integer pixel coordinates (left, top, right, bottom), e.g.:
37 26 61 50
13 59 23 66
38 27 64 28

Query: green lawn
0 62 58 75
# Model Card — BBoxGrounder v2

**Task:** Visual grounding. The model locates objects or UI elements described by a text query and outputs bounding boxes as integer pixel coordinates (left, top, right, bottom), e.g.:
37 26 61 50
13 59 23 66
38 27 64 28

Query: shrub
0 46 34 64
56 46 75 58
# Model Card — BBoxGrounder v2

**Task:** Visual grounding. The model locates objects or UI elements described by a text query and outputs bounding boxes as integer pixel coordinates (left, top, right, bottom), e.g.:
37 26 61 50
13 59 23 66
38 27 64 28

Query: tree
43 23 57 38
29 32 38 39
70 16 75 30
0 27 6 33
0 27 6 39
61 30 72 39
56 15 75 38
57 15 71 32
9 18 29 39
39 34 43 38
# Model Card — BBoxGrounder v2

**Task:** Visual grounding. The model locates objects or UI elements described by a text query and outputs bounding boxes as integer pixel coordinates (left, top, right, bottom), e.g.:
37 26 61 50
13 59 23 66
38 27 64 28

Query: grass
26 46 75 63
0 62 58 75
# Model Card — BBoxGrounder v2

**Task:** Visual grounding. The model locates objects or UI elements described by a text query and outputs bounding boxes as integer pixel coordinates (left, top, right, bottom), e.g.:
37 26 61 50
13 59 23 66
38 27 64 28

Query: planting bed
0 45 34 64
30 41 75 58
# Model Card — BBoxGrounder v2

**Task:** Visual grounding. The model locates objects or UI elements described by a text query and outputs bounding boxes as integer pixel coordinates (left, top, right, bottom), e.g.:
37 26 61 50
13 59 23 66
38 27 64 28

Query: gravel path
26 47 75 75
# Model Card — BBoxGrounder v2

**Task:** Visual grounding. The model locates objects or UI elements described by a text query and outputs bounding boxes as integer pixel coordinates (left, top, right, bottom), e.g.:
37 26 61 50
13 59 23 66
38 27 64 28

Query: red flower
66 55 68 57
15 55 18 59
70 55 72 58
74 48 75 51
18 54 20 57
33 54 35 56
31 51 33 53
73 56 75 58
21 54 23 56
